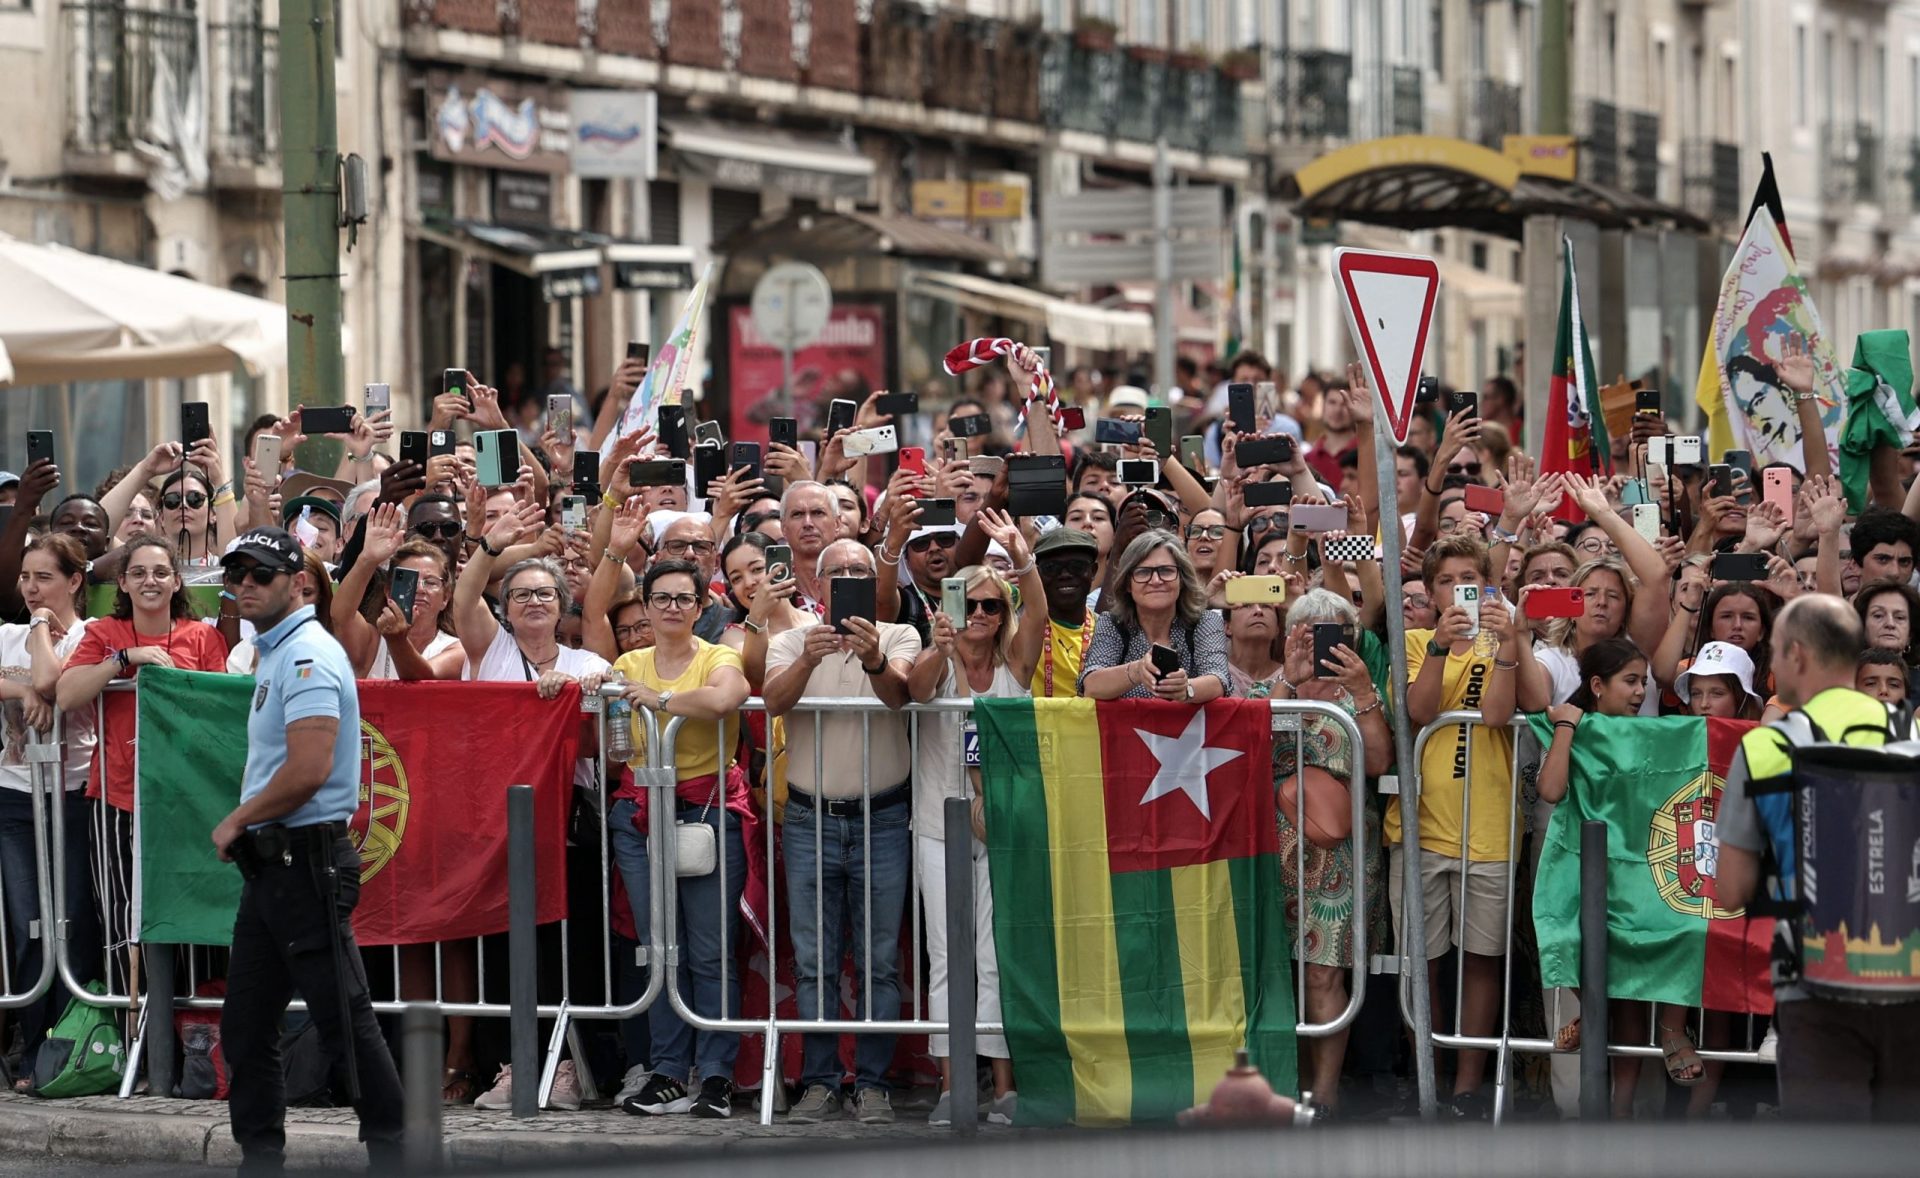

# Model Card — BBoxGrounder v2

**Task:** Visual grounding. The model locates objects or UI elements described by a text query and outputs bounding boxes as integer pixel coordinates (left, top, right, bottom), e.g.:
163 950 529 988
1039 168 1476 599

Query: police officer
210 528 403 1174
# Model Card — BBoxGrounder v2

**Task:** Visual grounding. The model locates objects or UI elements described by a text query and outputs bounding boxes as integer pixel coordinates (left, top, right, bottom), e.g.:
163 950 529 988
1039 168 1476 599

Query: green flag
136 667 250 946
1838 329 1919 512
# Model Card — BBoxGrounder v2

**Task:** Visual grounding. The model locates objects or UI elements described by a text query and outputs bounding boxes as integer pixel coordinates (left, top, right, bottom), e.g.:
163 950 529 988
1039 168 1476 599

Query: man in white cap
874 481 961 644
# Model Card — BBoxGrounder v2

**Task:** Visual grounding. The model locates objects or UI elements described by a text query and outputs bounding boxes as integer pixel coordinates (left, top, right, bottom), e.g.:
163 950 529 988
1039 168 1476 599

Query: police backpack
1753 705 1920 1003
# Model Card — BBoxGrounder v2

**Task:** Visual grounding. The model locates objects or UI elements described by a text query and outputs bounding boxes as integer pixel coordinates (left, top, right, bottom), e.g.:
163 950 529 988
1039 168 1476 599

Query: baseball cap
280 496 342 528
0 472 18 490
1106 386 1149 413
1033 527 1099 559
906 523 962 546
277 471 355 505
1673 641 1761 707
220 527 304 574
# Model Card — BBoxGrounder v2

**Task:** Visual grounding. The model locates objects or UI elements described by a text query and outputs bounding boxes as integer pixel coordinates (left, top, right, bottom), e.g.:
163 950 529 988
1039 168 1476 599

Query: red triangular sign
1333 249 1440 446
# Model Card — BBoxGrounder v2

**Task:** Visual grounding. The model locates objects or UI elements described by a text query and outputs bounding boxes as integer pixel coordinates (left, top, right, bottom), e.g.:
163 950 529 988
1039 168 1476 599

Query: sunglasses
222 564 284 587
907 533 959 553
965 597 1006 616
411 521 463 539
1447 463 1483 477
1037 556 1096 578
161 491 208 511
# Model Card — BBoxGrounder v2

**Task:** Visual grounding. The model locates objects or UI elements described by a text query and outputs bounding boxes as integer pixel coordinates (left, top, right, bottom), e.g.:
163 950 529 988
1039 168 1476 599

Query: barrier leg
402 1005 445 1173
143 945 174 1098
507 784 538 1120
758 1024 780 1127
118 1003 146 1099
564 1017 599 1102
944 798 977 1138
1579 820 1609 1122
538 1005 569 1109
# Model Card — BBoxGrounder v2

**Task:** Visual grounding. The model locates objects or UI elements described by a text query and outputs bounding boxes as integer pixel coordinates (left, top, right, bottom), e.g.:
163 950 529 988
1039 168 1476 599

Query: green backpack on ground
30 982 126 1098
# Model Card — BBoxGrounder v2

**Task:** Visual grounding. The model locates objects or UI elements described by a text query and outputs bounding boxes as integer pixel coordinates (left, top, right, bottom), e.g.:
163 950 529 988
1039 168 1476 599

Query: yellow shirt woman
613 640 743 783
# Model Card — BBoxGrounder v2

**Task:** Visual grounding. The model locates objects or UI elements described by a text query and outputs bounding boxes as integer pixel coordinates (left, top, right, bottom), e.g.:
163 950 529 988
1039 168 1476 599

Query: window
1652 39 1667 125
1603 11 1617 101
1132 0 1160 45
1795 26 1808 128
1823 31 1836 125
1430 0 1444 81
648 180 681 245
710 187 761 247
1181 0 1206 50
1467 2 1484 76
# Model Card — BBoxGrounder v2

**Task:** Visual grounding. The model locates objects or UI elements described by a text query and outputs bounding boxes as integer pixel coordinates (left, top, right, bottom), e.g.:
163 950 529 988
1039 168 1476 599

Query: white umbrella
0 233 286 386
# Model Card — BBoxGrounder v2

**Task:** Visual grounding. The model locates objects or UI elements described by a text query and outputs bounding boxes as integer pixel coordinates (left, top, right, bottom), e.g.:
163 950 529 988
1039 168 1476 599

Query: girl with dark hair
1654 580 1777 709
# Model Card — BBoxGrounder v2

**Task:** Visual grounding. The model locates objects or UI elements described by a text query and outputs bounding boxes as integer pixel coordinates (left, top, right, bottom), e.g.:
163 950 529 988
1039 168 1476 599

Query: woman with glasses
1062 492 1115 603
906 510 1044 1125
456 498 609 694
331 502 465 681
1185 507 1235 585
1080 530 1231 701
58 534 228 994
607 559 755 1119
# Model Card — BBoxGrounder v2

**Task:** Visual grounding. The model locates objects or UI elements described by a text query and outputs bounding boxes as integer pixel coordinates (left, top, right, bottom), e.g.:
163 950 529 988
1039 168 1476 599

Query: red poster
726 302 890 444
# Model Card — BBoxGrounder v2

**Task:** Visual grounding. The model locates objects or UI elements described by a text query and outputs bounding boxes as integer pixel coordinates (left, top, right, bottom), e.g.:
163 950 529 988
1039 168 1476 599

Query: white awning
663 118 874 202
911 270 1154 352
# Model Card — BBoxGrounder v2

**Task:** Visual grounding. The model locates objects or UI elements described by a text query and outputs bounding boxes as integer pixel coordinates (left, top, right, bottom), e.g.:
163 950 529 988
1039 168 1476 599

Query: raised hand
1743 499 1788 552
363 502 408 564
1803 474 1847 533
1775 334 1815 395
977 507 1030 567
609 498 648 557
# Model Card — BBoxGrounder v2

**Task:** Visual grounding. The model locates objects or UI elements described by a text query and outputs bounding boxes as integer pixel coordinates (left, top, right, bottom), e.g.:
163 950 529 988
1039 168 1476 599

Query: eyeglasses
662 539 716 556
1447 463 1482 478
505 586 560 605
222 564 284 587
1246 515 1287 538
1405 595 1432 611
1037 556 1096 579
411 521 463 539
124 566 175 583
823 564 874 579
614 621 651 639
1186 524 1228 541
1574 538 1617 556
966 597 1006 616
560 558 593 573
1130 564 1180 584
160 491 208 511
126 507 158 522
907 533 959 554
417 576 447 591
1142 509 1175 530
646 592 700 611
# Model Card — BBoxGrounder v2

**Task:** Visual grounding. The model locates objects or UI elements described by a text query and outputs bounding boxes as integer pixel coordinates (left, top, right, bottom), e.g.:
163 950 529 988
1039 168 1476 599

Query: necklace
1040 611 1096 698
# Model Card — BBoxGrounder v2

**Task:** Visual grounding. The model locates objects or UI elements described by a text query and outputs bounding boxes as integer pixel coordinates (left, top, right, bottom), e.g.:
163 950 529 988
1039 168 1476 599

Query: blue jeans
782 793 912 1091
0 787 99 1059
608 797 745 1084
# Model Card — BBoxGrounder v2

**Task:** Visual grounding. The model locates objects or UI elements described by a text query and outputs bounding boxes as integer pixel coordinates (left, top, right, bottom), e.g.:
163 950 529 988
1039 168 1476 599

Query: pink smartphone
1763 467 1794 522
1289 503 1348 533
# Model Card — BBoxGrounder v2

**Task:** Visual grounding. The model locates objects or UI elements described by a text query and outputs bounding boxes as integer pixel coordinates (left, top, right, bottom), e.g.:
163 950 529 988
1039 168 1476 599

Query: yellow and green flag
979 697 1295 1126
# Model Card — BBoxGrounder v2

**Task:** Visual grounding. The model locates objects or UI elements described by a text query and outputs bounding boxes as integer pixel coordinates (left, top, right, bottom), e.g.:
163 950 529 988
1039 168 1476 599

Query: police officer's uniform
215 530 403 1174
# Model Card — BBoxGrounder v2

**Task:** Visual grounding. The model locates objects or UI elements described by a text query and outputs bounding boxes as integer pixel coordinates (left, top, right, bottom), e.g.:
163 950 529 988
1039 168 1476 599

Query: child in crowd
1855 647 1909 706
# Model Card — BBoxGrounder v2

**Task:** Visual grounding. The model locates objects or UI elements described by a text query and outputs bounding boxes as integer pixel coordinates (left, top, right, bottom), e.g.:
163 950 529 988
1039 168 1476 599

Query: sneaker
927 1089 953 1127
787 1083 843 1123
548 1061 582 1111
473 1066 514 1111
852 1086 894 1125
1757 1026 1779 1063
690 1076 734 1119
613 1065 652 1107
1446 1089 1492 1121
623 1073 693 1116
987 1090 1018 1126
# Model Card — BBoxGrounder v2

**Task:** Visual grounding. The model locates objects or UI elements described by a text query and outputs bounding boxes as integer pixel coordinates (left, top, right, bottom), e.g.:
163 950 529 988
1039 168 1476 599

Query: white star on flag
1135 709 1244 821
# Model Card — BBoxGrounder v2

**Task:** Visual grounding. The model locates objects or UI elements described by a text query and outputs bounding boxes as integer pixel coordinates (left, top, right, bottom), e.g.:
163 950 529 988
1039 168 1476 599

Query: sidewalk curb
0 1103 217 1166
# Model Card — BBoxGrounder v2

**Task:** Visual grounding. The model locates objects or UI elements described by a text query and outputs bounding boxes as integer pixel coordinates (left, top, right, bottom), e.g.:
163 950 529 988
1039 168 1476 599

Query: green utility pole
279 0 344 435
1539 0 1570 135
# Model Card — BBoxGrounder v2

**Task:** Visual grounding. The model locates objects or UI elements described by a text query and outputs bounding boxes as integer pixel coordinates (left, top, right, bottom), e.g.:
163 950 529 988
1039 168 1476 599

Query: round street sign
750 261 833 351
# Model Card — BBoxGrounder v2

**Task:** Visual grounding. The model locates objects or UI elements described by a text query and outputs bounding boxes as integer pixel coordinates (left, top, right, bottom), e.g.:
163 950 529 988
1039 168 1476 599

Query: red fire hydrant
1177 1049 1317 1127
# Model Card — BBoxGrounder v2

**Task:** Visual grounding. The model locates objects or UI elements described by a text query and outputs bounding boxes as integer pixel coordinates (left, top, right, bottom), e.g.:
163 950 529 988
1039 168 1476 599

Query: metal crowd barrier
644 696 1371 1127
0 722 62 1013
1396 710 1776 1124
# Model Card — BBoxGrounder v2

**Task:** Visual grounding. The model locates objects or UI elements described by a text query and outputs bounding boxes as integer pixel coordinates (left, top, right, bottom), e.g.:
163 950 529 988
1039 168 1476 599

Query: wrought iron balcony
1625 109 1660 199
209 21 279 169
1390 65 1423 135
1579 98 1620 189
1470 77 1522 149
64 3 198 156
1822 122 1882 205
1682 139 1741 224
1272 48 1352 140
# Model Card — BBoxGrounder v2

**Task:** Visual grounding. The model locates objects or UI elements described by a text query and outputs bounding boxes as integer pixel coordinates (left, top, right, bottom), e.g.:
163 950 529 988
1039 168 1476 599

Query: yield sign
1334 249 1440 446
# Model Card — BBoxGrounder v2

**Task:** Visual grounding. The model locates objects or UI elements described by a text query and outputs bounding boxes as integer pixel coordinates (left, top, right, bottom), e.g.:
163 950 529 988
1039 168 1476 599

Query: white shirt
1534 642 1660 716
911 658 1028 834
0 620 95 791
370 631 463 681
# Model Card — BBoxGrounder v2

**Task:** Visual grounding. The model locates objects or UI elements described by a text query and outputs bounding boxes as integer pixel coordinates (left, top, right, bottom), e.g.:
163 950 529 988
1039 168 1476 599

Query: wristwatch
1184 681 1196 702
1427 638 1449 658
655 690 675 712
28 616 49 630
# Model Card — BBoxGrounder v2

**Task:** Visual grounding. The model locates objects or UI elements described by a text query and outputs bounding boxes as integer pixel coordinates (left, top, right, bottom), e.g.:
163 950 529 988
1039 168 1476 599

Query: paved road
0 1161 204 1177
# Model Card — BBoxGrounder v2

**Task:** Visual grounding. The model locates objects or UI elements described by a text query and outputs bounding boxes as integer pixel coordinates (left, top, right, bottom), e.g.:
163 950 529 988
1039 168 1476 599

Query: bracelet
1490 524 1519 544
1424 479 1443 496
211 492 236 508
210 482 232 497
742 618 766 635
877 543 903 565
601 491 621 511
1553 719 1579 731
349 450 372 463
1679 604 1699 614
1009 559 1036 578
1494 657 1519 670
219 589 238 602
1352 696 1383 718
114 649 130 675
1283 551 1309 564
860 659 887 676
1222 523 1243 532
478 536 502 558
607 549 629 563
1278 671 1298 692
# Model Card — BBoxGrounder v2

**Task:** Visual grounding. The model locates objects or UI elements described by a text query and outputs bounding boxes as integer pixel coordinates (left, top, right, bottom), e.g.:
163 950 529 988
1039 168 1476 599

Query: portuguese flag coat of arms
1525 714 1773 1013
979 697 1296 1126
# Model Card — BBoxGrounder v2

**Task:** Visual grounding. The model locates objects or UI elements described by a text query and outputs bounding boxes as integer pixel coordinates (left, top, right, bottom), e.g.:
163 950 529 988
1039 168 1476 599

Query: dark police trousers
220 825 403 1173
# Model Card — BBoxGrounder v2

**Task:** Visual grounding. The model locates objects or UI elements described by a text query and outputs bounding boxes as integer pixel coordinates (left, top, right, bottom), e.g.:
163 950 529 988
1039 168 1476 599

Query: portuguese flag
1525 714 1773 1014
1541 234 1611 522
135 669 578 946
979 697 1295 1126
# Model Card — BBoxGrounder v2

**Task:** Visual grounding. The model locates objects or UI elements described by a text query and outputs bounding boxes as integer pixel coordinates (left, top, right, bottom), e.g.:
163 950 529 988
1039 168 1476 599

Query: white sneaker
1757 1025 1779 1064
987 1090 1018 1125
473 1066 514 1111
549 1061 583 1111
614 1065 652 1107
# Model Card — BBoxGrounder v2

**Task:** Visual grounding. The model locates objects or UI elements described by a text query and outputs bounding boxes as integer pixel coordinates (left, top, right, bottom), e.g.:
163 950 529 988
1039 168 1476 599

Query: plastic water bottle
605 671 636 763
1472 588 1502 659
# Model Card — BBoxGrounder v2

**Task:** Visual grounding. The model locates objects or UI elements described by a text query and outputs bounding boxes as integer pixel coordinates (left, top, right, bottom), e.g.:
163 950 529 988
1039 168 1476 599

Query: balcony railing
1625 109 1660 199
209 21 279 168
1822 122 1882 204
1273 48 1352 140
1470 77 1522 149
64 2 199 156
1579 98 1620 189
1390 64 1423 134
1682 139 1741 223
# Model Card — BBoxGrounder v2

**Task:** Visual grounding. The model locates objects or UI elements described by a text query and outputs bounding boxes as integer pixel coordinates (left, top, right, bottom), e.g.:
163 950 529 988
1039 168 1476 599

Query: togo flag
979 697 1295 1126
1839 329 1920 512
1525 714 1773 1014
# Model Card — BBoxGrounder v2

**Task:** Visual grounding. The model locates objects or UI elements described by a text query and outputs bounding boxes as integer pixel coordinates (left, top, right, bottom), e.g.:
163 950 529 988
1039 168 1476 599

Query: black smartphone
826 398 858 437
829 576 877 635
768 416 798 452
1415 375 1440 404
1227 383 1256 434
1143 406 1174 454
628 459 687 488
399 431 429 468
949 411 994 439
442 368 471 409
1709 464 1734 498
181 401 211 447
657 403 689 460
1244 479 1293 508
1724 449 1753 478
1313 622 1355 678
1149 643 1181 679
626 341 650 363
692 444 728 494
301 405 357 435
572 452 600 493
27 430 55 470
1711 552 1771 583
1095 418 1143 445
917 497 957 527
390 566 420 623
693 420 725 448
1006 453 1068 517
1449 388 1478 418
874 391 919 417
729 442 763 482
1236 436 1296 467
1635 388 1663 417
765 544 793 583
428 429 455 458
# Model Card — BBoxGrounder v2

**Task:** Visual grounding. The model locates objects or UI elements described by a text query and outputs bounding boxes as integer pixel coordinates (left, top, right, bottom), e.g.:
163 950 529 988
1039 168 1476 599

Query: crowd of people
0 331 1911 1125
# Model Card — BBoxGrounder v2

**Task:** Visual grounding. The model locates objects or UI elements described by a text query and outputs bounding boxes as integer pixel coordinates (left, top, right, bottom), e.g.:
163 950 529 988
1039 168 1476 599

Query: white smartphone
364 382 391 416
941 576 967 621
1454 584 1481 637
251 433 282 477
548 393 573 437
1632 502 1661 543
560 494 587 531
1117 458 1159 485
1645 435 1669 467
843 424 899 457
1673 435 1703 465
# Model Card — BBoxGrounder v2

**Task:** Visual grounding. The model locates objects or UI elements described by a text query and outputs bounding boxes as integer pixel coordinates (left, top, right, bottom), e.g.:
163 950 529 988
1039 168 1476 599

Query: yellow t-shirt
1030 615 1095 699
613 640 743 783
1383 628 1517 862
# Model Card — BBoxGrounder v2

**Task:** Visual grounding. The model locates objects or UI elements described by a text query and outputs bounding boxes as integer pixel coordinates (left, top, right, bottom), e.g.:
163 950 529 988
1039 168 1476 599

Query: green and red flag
1524 714 1773 1013
980 697 1296 1126
1542 235 1610 522
136 669 578 946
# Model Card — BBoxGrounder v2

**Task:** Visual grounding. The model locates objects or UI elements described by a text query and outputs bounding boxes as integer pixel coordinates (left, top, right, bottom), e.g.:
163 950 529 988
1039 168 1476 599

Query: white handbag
674 794 718 877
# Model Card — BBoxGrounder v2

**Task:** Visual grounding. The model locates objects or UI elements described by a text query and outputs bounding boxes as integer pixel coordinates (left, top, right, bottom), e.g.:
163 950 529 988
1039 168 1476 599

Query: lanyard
1040 613 1095 698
